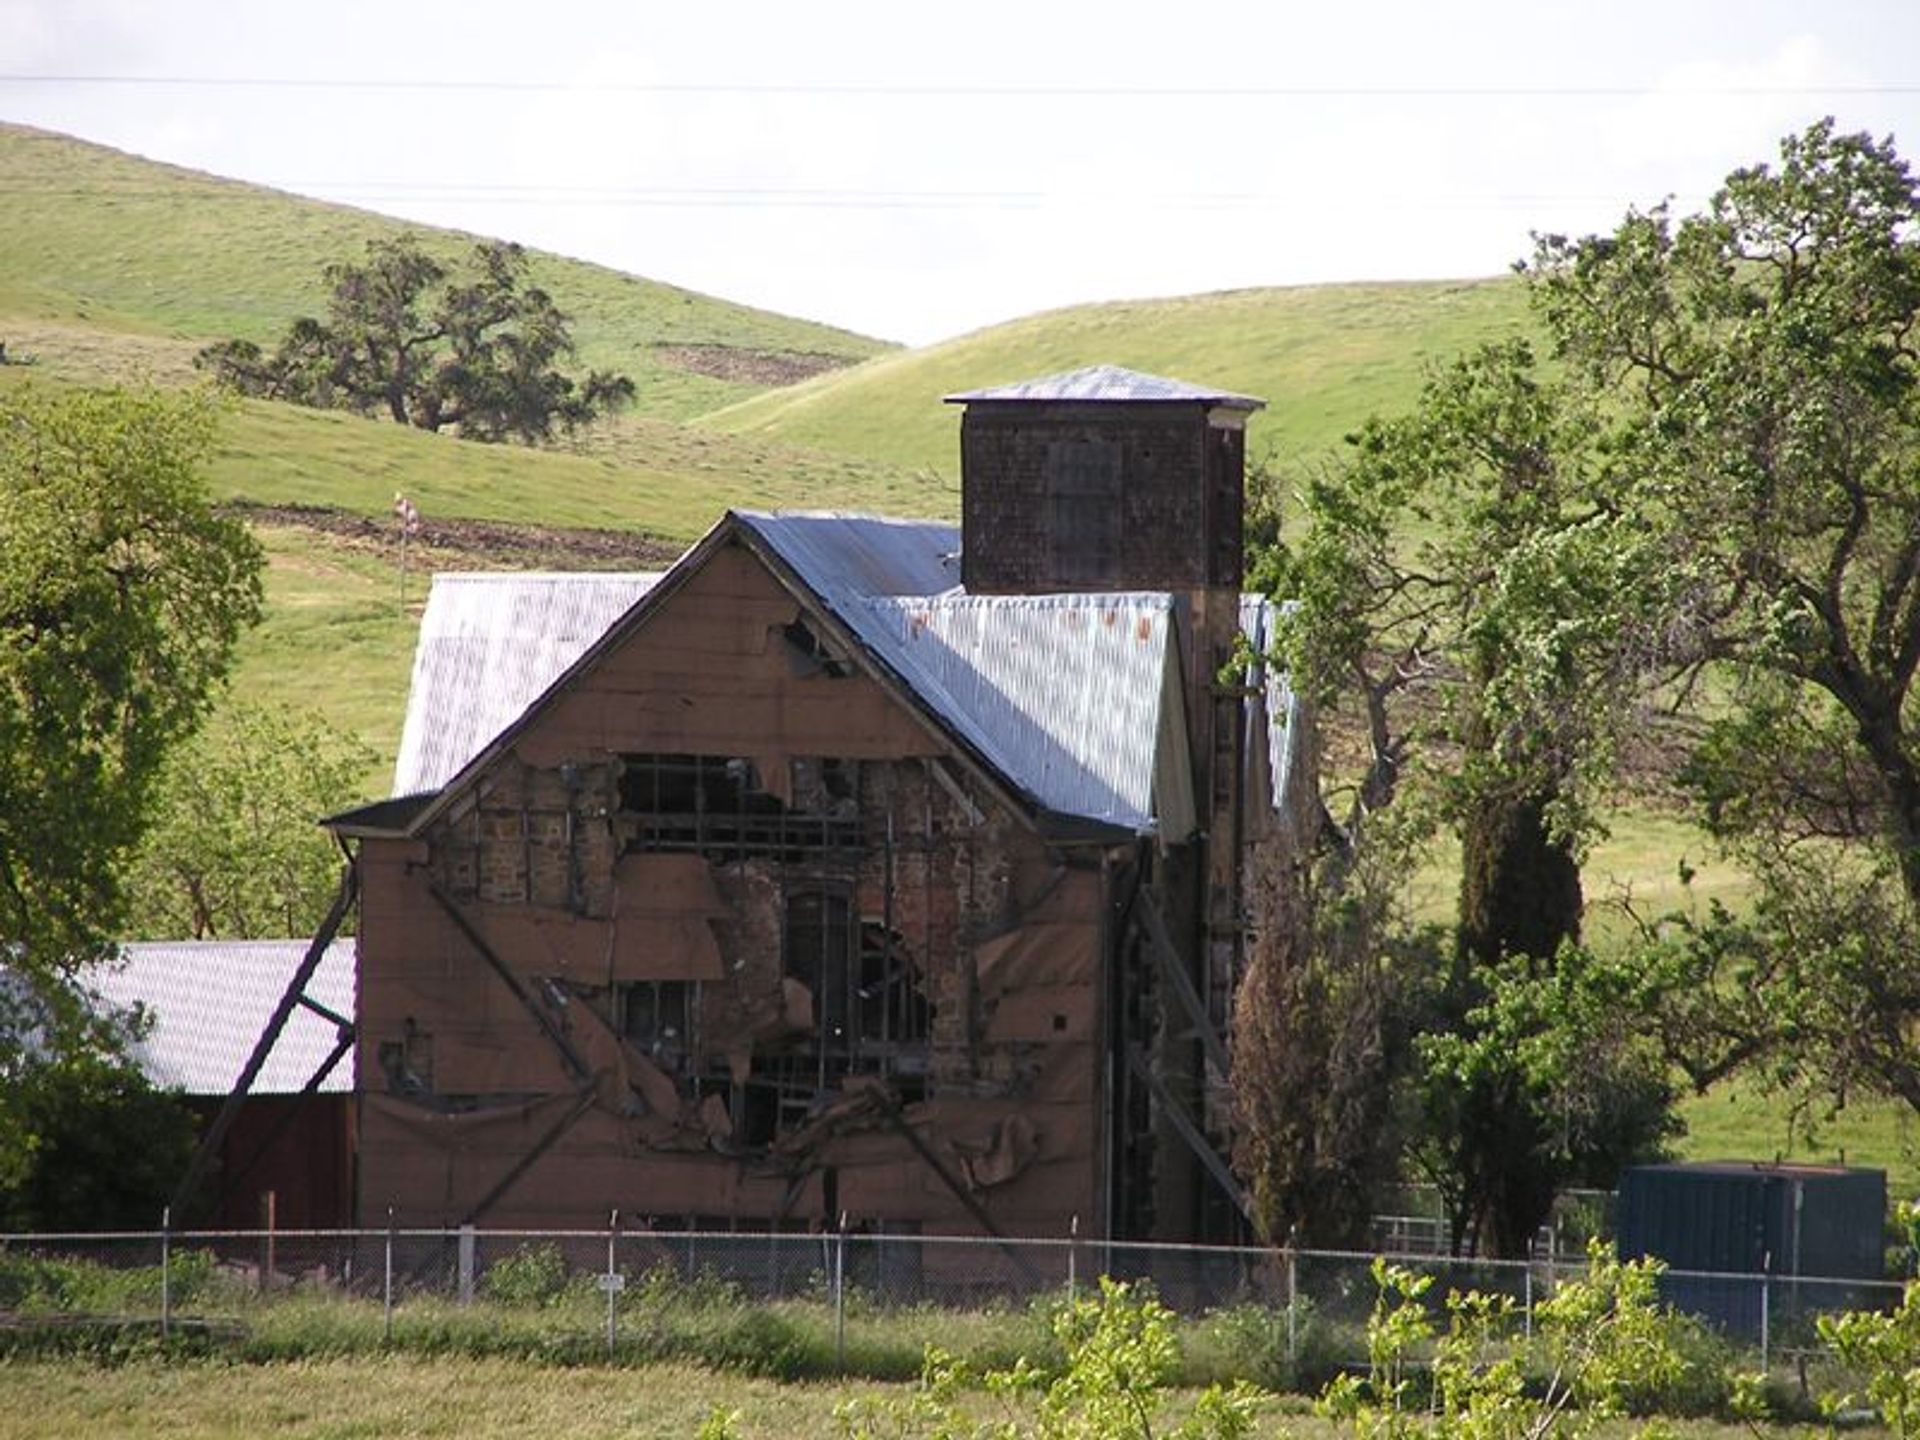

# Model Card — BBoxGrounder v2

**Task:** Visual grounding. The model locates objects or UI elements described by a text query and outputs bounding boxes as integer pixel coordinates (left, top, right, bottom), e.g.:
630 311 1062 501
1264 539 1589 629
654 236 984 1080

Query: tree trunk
1450 783 1583 1259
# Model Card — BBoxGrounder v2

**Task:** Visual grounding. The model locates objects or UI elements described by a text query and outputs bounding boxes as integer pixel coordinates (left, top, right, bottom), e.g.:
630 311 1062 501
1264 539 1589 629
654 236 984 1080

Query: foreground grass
0 1355 918 1440
0 1354 1856 1440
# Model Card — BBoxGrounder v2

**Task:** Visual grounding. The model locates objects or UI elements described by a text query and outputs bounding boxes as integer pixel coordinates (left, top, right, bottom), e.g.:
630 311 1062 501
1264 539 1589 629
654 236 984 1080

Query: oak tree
198 236 636 444
1249 342 1676 1255
1531 119 1920 1120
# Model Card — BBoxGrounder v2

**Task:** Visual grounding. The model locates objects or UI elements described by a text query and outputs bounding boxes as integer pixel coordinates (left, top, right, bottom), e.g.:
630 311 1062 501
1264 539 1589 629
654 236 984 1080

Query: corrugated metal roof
393 572 662 796
1240 596 1309 813
90 940 356 1095
740 513 1180 830
736 511 961 600
868 593 1180 831
946 365 1265 410
380 513 1303 839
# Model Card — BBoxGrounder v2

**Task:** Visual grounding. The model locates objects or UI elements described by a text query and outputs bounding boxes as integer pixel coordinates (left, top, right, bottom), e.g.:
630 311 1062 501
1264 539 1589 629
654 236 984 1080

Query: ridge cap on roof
428 570 667 583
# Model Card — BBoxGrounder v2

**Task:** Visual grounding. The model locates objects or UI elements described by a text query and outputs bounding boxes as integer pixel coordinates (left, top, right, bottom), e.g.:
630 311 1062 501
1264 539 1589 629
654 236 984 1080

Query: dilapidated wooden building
324 366 1309 1242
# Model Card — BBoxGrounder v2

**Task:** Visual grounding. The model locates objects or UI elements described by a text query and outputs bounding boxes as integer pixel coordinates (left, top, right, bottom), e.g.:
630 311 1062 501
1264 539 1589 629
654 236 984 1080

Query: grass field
701 278 1534 476
0 1355 1328 1440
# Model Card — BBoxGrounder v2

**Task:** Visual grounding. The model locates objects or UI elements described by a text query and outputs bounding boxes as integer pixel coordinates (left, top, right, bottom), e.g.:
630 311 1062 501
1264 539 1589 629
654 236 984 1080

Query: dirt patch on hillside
231 502 686 572
651 344 855 387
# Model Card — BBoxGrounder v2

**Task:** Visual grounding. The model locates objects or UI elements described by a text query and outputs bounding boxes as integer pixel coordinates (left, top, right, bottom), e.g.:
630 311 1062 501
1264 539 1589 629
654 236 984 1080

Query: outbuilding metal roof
946 364 1265 410
91 940 356 1096
393 571 662 796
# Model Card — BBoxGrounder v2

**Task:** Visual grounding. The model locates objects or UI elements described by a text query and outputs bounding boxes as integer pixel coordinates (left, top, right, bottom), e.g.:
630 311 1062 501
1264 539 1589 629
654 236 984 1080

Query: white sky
4 1 1920 346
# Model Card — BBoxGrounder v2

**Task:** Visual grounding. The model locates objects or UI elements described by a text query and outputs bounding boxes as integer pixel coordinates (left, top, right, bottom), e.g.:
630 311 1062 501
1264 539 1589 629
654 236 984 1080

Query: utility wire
2 73 1915 97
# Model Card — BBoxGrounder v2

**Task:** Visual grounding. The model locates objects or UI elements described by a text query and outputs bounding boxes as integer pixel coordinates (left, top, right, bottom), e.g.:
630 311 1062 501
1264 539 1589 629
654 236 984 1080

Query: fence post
606 1209 621 1362
160 1205 172 1341
260 1189 276 1297
1285 1242 1298 1369
1524 1263 1534 1339
458 1224 476 1305
834 1211 848 1375
1759 1269 1770 1374
1068 1214 1079 1303
383 1208 395 1345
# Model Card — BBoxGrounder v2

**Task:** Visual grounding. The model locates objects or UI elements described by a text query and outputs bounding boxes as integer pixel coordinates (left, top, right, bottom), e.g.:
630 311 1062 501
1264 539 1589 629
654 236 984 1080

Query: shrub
1319 1246 1691 1440
483 1242 570 1307
834 1277 1267 1439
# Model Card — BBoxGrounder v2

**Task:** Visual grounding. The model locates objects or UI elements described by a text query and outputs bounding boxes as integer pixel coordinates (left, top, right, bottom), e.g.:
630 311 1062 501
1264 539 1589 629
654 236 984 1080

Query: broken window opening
377 1018 434 1094
618 753 864 860
858 921 931 1062
618 979 697 1070
778 616 855 678
785 889 855 1072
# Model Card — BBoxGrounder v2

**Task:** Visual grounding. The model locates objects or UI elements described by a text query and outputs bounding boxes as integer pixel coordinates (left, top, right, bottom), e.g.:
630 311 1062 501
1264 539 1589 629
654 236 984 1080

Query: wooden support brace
426 877 593 1084
1131 891 1232 1081
219 1027 355 1199
876 1100 1043 1286
1125 1044 1255 1228
458 1086 600 1227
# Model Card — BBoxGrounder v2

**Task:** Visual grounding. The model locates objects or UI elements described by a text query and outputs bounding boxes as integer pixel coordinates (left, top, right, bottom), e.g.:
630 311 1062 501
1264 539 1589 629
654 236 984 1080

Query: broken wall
355 538 1111 1236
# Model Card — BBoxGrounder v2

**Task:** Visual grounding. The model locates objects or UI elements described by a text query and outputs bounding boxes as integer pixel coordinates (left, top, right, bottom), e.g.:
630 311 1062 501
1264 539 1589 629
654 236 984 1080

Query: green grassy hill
700 281 1534 476
0 124 892 421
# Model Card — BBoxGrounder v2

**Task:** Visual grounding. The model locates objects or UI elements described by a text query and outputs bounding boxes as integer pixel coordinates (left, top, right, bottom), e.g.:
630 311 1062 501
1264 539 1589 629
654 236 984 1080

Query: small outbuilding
1616 1161 1888 1336
96 939 357 1229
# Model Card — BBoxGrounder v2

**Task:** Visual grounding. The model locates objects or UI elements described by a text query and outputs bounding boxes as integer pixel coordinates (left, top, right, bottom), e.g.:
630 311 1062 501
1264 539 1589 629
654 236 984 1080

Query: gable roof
90 940 355 1096
365 513 1205 839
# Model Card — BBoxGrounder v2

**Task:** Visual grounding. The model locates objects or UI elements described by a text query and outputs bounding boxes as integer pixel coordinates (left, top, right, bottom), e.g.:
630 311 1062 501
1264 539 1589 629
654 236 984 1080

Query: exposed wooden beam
426 878 592 1084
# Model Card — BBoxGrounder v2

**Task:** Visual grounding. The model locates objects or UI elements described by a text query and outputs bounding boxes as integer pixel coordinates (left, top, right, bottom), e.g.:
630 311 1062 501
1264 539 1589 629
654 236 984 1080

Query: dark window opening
618 753 863 859
778 617 855 678
705 892 937 1151
618 979 696 1069
786 891 855 1063
377 1019 434 1094
858 922 931 1057
1047 438 1121 586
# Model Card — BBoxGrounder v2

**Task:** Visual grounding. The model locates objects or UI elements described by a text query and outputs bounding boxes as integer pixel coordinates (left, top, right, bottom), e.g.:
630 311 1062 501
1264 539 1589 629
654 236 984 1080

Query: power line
0 179 1704 214
2 73 1916 98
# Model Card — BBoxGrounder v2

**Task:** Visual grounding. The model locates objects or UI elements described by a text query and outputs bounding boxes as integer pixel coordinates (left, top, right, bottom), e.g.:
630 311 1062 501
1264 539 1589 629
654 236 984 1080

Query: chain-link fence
0 1222 1904 1379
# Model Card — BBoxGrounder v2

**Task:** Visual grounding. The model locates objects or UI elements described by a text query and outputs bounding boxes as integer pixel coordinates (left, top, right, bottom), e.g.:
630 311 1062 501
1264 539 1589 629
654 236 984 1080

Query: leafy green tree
1530 119 1920 1119
1231 812 1427 1251
125 700 375 940
0 384 260 1182
1252 343 1674 1255
198 236 636 444
0 1036 197 1232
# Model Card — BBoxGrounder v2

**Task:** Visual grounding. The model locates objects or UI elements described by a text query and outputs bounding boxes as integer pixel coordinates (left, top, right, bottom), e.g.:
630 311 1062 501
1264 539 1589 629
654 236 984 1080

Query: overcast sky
5 2 1920 346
